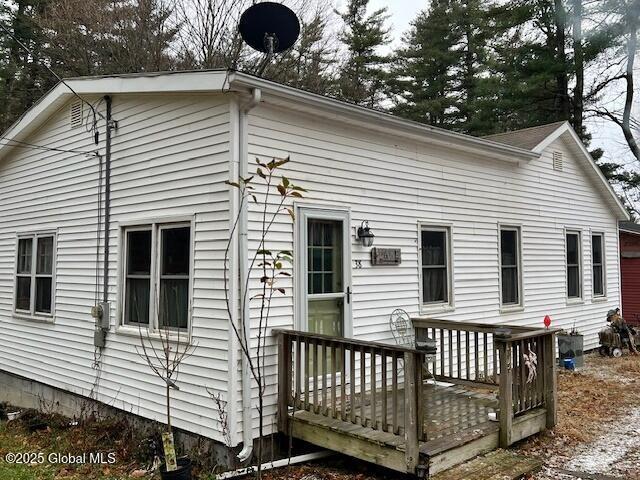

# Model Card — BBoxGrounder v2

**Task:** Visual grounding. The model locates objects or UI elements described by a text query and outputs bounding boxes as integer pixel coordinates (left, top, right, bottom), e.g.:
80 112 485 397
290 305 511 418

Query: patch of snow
565 407 640 475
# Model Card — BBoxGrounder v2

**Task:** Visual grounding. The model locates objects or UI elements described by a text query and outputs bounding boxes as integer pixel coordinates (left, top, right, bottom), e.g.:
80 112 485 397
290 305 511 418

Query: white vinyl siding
0 94 232 443
245 101 622 439
0 87 624 447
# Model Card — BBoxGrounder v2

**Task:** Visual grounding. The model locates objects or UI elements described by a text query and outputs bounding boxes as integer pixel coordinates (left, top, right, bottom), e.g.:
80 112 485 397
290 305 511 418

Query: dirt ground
1 352 639 479
517 352 640 480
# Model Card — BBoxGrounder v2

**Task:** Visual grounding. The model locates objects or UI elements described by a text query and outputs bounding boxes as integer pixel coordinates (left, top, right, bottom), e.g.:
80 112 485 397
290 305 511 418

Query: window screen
421 229 449 304
592 234 604 297
566 232 582 299
500 228 520 305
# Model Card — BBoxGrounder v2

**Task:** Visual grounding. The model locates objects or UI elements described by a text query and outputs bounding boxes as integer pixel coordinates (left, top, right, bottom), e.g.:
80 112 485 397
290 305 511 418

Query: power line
0 22 105 124
0 138 98 156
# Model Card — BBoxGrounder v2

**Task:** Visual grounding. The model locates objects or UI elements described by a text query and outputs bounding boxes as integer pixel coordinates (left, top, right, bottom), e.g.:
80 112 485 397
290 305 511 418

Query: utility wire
0 23 105 123
0 138 98 156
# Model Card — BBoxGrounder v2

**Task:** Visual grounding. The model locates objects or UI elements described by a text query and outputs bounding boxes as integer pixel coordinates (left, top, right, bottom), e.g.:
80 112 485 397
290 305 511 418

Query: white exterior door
297 207 352 339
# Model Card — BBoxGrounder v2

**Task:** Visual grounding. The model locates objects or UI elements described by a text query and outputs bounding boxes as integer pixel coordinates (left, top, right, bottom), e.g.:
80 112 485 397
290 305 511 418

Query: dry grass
518 353 640 455
0 410 159 479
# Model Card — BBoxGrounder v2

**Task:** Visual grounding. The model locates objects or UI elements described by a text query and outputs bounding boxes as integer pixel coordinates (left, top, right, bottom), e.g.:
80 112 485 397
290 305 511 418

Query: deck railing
413 318 557 447
275 329 426 470
495 328 557 447
276 319 557 461
413 318 502 386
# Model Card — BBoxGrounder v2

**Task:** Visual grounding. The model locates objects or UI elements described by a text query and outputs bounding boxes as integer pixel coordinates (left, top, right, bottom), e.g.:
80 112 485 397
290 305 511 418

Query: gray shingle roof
482 122 567 150
620 221 640 235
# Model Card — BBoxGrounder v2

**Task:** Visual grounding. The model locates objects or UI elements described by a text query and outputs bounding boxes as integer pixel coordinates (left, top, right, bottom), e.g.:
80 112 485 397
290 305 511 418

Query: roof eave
227 71 540 164
0 71 231 162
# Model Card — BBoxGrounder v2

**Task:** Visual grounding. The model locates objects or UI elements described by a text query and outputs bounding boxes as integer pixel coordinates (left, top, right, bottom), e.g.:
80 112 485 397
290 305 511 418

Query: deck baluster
350 347 356 424
360 346 366 427
392 352 398 434
305 339 310 411
474 331 479 381
466 331 471 379
381 351 388 432
331 342 337 419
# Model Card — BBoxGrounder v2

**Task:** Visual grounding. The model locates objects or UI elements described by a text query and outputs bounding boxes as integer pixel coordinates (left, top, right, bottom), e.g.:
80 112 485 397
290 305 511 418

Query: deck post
277 332 292 433
543 332 557 428
403 351 420 473
497 339 513 448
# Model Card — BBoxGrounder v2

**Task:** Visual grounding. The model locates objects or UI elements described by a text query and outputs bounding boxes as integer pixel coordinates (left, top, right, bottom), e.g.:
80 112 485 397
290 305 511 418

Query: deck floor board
290 382 499 450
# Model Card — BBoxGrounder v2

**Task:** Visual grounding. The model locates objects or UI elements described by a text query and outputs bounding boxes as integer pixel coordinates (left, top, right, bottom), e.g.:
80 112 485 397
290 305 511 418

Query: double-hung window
15 233 55 317
122 222 191 330
566 231 582 300
591 233 605 297
499 226 522 306
420 227 451 305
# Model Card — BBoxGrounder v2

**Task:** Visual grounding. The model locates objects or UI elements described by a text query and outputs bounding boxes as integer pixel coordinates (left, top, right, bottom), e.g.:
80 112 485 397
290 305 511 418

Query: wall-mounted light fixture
356 221 375 247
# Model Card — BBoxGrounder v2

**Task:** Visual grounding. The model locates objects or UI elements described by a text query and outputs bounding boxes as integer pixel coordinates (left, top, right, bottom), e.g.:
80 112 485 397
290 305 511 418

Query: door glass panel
308 298 344 337
307 220 343 295
307 218 345 377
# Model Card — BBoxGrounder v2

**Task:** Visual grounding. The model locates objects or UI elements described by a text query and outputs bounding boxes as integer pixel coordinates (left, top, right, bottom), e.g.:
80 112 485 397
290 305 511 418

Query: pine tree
0 0 179 132
390 0 501 133
261 9 338 96
335 0 391 108
390 1 462 127
0 0 53 133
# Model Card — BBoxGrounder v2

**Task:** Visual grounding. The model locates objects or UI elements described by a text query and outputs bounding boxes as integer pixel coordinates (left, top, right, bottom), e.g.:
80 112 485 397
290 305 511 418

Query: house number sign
371 248 401 266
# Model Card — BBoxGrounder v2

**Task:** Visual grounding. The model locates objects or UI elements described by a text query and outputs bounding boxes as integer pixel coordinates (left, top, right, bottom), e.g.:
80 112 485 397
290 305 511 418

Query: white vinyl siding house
0 70 629 451
0 90 233 442
244 100 626 431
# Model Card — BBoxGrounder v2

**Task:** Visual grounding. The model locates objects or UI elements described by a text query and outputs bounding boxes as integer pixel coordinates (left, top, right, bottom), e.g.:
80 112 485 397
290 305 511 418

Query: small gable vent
552 151 563 171
69 101 83 129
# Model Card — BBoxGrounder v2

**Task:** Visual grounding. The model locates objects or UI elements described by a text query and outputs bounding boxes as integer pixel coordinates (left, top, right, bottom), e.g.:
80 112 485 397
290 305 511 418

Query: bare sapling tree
135 298 197 473
224 157 305 478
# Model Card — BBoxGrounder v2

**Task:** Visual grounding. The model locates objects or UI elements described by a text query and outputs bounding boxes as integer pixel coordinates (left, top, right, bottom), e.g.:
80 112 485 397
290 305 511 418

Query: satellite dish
239 2 301 55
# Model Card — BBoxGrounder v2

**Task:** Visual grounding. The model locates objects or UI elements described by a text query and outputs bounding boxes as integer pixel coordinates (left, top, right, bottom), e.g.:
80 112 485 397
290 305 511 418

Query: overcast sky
331 0 635 167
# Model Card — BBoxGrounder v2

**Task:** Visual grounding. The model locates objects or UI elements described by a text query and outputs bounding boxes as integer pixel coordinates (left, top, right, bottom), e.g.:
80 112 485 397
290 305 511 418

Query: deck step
431 449 543 480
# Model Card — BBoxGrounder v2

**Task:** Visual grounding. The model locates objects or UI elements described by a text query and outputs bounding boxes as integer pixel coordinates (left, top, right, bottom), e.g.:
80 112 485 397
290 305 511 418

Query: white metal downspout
237 88 262 463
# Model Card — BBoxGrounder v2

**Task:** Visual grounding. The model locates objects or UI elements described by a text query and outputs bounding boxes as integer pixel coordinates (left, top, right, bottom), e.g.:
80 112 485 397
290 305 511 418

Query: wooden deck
275 320 557 478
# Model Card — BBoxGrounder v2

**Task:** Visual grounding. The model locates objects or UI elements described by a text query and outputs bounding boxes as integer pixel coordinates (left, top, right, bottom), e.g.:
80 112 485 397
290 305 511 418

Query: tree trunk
572 0 584 136
554 0 571 120
621 0 640 160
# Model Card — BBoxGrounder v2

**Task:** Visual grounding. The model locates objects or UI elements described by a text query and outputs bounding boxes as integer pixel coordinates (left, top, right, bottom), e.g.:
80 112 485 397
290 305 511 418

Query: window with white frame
499 226 522 306
566 231 582 299
15 233 55 316
420 227 451 305
591 233 605 297
122 223 191 330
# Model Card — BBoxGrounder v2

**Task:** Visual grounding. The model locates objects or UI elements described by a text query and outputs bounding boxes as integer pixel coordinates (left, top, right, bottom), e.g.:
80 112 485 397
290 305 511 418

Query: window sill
419 303 455 315
566 298 584 306
592 296 608 303
12 312 54 324
116 325 192 343
500 305 524 314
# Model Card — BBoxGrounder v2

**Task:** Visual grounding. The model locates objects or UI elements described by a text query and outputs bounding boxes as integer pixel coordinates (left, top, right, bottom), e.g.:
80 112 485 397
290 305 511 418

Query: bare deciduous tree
221 157 305 479
586 0 640 161
135 302 197 473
